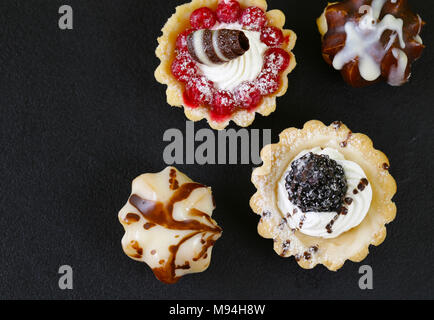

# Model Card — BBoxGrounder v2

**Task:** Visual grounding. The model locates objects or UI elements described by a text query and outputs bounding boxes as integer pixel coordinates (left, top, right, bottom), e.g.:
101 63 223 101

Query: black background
0 0 433 300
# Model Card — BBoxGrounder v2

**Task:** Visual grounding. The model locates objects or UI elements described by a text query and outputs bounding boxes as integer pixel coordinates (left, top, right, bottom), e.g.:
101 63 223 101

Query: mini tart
250 121 397 271
155 0 296 130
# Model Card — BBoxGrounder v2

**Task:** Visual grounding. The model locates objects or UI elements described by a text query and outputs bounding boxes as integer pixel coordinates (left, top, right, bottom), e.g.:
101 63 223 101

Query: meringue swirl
278 147 372 239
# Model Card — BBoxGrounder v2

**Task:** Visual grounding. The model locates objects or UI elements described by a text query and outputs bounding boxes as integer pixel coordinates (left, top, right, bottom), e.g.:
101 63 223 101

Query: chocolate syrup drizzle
128 182 222 284
326 178 369 234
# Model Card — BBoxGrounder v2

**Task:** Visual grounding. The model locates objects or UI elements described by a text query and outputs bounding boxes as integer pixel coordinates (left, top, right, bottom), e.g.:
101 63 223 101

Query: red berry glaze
239 6 267 31
185 76 214 107
260 26 284 47
190 7 217 29
263 48 290 75
211 90 235 120
176 29 194 51
171 53 197 82
216 0 241 23
235 82 262 110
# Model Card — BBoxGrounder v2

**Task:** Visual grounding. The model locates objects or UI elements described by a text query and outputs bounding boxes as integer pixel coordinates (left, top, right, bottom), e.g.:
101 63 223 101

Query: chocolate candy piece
187 29 250 66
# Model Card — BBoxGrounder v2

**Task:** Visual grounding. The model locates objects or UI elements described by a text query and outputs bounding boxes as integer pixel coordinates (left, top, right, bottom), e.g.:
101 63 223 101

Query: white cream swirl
278 147 372 239
198 23 267 91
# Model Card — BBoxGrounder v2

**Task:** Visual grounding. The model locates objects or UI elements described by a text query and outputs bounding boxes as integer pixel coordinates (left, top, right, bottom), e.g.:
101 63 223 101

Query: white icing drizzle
388 48 409 86
198 23 267 91
332 0 409 85
277 147 372 239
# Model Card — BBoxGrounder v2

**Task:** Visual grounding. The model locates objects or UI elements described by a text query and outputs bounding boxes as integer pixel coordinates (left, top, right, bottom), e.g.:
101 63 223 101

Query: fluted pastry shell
155 0 296 130
250 120 397 271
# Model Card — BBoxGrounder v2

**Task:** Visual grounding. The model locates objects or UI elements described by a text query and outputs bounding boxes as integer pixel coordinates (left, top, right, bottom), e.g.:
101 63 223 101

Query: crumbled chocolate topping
332 121 343 129
281 240 291 256
278 218 288 230
326 214 340 234
299 213 306 229
310 245 319 253
340 131 353 148
285 153 348 213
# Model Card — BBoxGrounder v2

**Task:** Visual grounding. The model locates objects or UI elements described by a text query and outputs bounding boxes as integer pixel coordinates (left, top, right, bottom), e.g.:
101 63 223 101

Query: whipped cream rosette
250 121 397 271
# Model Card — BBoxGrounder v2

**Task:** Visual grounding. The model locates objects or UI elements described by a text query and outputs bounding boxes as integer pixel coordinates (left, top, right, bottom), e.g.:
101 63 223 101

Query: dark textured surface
0 0 433 300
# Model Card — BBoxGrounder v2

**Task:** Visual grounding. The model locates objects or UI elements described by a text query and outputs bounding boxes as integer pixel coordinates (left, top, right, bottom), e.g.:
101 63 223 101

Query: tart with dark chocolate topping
155 0 296 130
317 0 425 87
250 121 397 271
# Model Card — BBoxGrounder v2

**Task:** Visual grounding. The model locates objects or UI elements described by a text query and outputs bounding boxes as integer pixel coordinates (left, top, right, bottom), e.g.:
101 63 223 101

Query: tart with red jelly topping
317 0 425 87
155 0 296 130
250 121 397 271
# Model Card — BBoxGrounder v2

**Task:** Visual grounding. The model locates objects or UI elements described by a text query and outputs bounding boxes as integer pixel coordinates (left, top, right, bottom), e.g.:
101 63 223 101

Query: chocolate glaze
322 0 425 87
130 241 143 259
169 168 179 190
123 213 140 224
129 183 221 284
143 222 156 230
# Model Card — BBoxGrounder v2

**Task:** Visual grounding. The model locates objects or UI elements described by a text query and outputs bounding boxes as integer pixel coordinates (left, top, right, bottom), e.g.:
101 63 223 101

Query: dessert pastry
118 167 222 284
250 121 397 270
155 0 296 130
317 0 425 87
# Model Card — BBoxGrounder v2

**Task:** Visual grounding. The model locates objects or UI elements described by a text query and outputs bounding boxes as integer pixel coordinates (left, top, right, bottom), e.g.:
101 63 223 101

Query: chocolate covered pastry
317 0 425 87
119 167 222 284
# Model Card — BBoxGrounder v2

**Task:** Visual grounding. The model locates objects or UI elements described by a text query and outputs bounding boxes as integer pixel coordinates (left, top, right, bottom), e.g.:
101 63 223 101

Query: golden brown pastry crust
155 0 296 130
250 120 397 271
